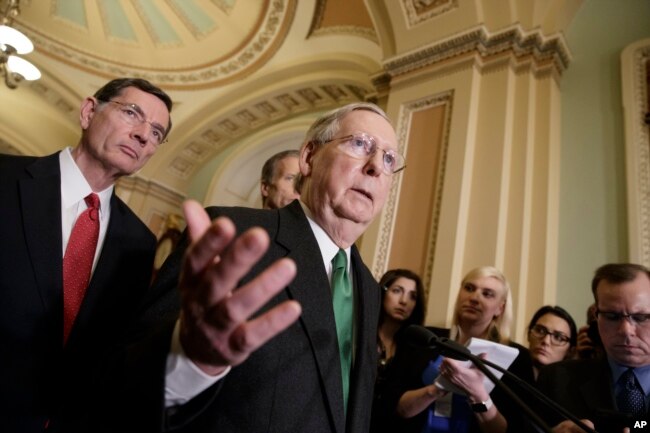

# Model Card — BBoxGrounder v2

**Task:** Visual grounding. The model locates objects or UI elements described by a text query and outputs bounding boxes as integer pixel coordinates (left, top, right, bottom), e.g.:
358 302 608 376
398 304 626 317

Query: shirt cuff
164 319 231 407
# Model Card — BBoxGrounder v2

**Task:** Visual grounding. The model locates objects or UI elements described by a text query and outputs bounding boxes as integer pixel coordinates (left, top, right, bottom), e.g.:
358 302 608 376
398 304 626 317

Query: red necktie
63 193 100 344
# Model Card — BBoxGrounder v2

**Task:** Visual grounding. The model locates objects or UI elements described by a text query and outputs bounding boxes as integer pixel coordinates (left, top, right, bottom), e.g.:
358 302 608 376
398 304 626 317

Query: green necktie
331 249 353 413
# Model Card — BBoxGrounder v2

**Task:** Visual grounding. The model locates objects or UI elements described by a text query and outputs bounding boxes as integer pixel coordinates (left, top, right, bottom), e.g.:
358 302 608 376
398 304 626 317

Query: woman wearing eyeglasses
526 305 577 380
380 266 534 433
371 269 425 433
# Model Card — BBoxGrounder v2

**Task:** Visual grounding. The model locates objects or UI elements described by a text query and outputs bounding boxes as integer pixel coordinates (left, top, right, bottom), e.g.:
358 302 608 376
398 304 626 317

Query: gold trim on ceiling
17 0 297 89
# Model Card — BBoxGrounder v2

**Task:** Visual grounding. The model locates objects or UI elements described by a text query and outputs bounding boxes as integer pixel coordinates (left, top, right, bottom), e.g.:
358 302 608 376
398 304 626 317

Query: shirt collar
608 356 650 396
59 147 113 216
299 200 350 272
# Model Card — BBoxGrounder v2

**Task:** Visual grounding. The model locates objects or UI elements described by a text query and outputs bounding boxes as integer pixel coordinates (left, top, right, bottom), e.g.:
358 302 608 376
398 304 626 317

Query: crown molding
381 25 571 84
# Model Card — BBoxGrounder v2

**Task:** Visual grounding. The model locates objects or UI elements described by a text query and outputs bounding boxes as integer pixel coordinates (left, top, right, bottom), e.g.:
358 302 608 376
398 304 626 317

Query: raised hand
178 200 302 375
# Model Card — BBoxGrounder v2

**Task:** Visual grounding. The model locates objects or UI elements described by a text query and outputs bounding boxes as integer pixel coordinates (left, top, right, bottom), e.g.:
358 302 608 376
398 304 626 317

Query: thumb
182 200 211 243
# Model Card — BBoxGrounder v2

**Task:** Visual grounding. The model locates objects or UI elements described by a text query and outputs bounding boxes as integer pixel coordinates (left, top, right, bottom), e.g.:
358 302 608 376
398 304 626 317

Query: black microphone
403 324 471 360
401 325 598 433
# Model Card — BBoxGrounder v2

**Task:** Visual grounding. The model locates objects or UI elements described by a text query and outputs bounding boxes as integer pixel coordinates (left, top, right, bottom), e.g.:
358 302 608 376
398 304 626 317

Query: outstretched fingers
177 201 302 373
205 257 297 331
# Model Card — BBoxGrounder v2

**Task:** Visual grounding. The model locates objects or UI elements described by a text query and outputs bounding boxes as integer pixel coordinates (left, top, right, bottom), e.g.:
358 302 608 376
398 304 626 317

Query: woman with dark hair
371 269 425 433
526 305 577 380
377 269 426 365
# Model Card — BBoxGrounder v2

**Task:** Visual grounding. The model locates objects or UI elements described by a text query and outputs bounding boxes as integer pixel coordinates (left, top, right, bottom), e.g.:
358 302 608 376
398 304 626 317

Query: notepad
434 337 519 395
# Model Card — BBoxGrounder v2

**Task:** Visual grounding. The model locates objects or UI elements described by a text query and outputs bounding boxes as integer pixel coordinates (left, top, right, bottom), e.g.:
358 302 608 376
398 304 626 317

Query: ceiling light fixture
0 0 39 89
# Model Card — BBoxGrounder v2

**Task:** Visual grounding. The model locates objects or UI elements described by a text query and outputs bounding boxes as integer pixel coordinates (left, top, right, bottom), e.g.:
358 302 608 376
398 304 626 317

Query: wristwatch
469 397 493 413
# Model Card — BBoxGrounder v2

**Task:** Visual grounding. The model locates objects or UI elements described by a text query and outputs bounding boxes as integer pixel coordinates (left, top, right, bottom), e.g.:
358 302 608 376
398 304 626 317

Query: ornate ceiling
0 0 581 208
1 0 381 204
20 0 291 88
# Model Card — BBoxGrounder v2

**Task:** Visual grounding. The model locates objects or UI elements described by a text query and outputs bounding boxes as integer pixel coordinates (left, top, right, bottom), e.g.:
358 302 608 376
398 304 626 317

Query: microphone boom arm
437 341 554 433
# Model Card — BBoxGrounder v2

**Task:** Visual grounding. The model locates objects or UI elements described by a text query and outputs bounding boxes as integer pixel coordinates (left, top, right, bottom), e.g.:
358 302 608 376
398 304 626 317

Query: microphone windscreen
403 324 438 346
403 325 472 361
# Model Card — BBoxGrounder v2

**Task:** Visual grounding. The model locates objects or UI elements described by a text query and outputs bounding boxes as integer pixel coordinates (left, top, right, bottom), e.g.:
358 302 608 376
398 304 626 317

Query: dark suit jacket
0 152 156 432
107 201 381 433
536 357 642 431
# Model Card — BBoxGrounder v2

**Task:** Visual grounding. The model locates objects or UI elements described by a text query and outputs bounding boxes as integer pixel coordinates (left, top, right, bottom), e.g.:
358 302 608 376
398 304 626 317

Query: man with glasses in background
537 263 650 432
0 78 172 432
103 102 405 433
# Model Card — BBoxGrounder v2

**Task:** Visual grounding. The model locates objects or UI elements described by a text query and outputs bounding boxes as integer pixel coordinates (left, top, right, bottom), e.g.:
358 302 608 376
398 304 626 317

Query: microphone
403 324 470 360
401 325 598 433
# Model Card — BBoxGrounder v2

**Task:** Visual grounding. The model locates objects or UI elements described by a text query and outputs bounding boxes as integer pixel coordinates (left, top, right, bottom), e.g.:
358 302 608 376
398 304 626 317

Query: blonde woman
382 266 533 433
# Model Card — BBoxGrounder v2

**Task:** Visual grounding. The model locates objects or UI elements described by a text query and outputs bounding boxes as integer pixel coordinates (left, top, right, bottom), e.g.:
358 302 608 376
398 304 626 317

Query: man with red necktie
0 78 172 432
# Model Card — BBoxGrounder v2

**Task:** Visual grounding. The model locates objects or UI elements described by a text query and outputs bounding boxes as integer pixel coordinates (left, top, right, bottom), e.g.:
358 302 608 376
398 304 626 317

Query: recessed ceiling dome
16 0 295 88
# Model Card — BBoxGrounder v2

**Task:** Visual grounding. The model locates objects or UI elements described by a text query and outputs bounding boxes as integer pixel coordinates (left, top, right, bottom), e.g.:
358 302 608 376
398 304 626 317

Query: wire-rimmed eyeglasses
323 133 405 175
100 99 168 145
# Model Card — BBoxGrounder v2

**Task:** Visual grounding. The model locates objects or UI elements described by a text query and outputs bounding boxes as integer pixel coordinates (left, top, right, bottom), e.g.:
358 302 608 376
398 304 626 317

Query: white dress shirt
59 147 113 270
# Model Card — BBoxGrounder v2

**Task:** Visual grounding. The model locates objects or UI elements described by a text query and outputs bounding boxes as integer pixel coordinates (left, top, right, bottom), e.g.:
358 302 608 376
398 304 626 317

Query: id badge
433 390 453 418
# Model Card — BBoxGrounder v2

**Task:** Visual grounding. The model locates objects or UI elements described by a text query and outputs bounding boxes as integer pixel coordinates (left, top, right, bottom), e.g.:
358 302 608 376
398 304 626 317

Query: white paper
434 337 519 395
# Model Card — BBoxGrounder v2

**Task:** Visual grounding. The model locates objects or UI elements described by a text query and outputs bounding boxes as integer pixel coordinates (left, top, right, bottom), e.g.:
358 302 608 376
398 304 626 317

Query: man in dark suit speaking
109 102 405 433
537 263 650 432
0 78 172 432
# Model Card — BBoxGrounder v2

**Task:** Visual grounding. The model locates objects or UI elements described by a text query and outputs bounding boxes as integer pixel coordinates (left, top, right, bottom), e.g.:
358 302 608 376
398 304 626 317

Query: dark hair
378 269 425 328
591 263 650 302
527 305 578 348
94 78 173 137
260 149 300 206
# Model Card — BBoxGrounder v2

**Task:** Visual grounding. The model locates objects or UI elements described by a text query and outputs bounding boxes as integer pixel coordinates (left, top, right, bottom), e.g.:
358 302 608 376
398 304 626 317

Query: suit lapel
19 154 64 312
347 247 379 431
276 202 346 433
579 359 617 413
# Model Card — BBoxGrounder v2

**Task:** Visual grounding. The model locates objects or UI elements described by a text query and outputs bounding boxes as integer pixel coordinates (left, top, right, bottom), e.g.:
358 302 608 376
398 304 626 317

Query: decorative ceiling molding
165 81 372 180
306 0 327 37
307 0 377 43
401 0 458 28
20 0 297 89
27 80 79 123
310 25 378 44
381 25 571 82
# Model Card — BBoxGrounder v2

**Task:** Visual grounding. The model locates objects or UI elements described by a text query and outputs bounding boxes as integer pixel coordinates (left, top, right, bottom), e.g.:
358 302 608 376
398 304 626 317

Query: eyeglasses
323 133 406 175
596 310 650 327
529 324 570 346
100 100 168 145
